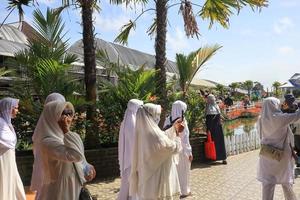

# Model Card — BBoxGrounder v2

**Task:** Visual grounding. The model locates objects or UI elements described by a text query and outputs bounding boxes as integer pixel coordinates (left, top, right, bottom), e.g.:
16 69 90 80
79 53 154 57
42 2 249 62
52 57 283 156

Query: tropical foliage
243 80 254 97
176 45 221 98
272 81 282 97
115 0 268 127
10 8 80 101
96 50 157 146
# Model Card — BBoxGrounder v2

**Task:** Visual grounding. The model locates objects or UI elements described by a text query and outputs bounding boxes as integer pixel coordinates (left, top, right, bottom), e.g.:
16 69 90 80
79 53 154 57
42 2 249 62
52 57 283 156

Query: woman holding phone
36 101 95 200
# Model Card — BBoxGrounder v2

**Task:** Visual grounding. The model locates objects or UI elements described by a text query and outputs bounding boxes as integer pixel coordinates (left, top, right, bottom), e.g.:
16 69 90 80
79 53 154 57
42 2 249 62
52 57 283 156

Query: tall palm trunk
80 0 99 148
155 0 168 128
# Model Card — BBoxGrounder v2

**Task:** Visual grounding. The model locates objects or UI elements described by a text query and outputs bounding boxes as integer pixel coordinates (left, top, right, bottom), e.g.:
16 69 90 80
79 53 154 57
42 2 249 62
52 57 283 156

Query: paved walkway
86 150 300 200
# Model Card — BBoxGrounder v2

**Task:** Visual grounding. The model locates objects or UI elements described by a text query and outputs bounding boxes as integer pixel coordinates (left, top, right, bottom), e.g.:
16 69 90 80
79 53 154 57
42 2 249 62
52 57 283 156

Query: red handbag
205 131 216 160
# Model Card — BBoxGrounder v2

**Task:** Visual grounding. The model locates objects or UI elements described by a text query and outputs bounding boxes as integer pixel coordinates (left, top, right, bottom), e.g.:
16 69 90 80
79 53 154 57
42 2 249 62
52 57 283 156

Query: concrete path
86 150 300 200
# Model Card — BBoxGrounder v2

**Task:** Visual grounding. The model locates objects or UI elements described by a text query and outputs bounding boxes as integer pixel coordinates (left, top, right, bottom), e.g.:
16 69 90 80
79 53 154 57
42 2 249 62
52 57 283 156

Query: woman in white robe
130 103 183 200
30 92 66 194
36 101 95 200
164 100 192 197
257 97 300 200
0 97 26 200
118 99 143 200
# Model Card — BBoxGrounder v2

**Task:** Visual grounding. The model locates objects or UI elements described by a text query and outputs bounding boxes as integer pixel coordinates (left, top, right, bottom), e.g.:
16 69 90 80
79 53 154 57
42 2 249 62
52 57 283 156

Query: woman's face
11 104 19 119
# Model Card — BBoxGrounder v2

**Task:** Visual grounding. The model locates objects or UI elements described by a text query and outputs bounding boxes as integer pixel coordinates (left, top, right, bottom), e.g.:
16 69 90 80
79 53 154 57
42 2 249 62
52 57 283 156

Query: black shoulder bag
73 163 93 200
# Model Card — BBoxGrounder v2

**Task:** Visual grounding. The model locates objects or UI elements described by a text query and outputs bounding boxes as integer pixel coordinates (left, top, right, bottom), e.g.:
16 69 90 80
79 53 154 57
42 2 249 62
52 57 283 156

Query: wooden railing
224 129 261 156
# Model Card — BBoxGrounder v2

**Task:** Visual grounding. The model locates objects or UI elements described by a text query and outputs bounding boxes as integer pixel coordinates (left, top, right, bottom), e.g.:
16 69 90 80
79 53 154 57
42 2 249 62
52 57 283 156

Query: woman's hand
85 165 96 182
189 155 193 162
58 115 73 134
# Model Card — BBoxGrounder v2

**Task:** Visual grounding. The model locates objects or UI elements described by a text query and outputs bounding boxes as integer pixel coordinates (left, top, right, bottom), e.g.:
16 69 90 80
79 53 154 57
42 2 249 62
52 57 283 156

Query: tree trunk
80 0 99 148
155 0 168 128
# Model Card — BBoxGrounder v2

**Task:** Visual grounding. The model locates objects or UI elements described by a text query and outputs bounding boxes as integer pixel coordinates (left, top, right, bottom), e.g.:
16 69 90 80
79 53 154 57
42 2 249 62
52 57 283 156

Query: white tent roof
0 24 28 57
190 78 217 88
279 81 294 88
68 38 178 74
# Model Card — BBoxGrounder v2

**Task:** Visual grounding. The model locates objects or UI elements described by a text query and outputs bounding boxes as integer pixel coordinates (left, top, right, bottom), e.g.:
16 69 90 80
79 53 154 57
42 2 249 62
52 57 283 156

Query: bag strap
73 163 83 186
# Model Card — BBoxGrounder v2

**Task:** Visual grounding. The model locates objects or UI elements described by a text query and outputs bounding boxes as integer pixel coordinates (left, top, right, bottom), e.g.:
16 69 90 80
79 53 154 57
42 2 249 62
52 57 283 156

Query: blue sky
1 0 300 90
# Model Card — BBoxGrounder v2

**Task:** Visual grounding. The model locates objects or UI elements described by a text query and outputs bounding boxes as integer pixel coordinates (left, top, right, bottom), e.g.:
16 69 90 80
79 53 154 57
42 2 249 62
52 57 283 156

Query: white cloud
166 27 190 54
273 17 294 34
94 13 130 33
277 46 295 55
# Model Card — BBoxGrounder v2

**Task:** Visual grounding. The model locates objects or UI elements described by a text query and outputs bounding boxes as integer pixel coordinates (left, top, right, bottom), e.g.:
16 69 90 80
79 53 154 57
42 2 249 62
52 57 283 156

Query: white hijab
258 97 296 146
36 101 74 184
44 92 66 105
0 97 19 149
38 101 75 184
130 103 178 195
32 93 66 142
167 100 189 137
205 94 221 115
31 93 66 191
118 99 143 176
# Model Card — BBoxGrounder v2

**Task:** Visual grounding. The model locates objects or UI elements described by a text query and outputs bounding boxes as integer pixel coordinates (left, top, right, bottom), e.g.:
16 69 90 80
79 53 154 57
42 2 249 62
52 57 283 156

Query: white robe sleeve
182 127 192 157
42 132 85 162
276 111 300 126
164 127 182 154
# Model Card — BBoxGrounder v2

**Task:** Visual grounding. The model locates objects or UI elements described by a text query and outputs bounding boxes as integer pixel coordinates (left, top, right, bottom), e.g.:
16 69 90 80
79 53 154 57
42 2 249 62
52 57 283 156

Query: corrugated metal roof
68 38 178 74
0 24 28 44
190 78 217 88
0 24 28 57
0 39 28 57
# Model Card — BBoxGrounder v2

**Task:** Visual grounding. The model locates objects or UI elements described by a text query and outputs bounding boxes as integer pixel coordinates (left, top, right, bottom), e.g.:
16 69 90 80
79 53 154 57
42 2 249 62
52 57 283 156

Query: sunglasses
61 109 74 116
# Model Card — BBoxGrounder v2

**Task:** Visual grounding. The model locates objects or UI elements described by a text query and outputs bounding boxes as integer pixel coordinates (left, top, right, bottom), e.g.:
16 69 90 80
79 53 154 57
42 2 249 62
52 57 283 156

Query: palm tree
272 81 282 97
216 84 226 97
11 8 79 99
229 82 239 93
1 0 35 28
115 0 268 127
243 80 254 97
176 45 221 98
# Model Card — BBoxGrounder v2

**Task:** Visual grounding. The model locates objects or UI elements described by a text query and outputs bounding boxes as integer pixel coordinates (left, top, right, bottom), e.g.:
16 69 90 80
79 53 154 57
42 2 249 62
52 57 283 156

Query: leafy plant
96 50 157 144
185 90 206 136
176 45 221 98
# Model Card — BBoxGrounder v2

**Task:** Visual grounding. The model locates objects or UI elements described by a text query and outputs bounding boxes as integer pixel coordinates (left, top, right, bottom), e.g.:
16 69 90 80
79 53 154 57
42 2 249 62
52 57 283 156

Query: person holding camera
164 100 192 198
130 103 184 200
36 101 95 200
257 97 300 200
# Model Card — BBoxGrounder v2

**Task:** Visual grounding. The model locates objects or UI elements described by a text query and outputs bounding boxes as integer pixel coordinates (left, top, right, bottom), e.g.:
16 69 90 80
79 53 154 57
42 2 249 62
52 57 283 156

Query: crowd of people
1 91 300 200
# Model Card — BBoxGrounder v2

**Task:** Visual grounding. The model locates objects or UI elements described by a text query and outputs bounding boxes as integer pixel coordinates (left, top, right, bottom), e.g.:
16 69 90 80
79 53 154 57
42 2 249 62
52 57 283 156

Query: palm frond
200 0 268 29
147 18 157 37
189 44 222 82
114 20 136 46
176 44 221 94
0 68 13 77
6 0 33 22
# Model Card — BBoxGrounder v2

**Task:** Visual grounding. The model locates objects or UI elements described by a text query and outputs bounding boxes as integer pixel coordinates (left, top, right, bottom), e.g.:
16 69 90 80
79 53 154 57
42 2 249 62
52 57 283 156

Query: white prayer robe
165 100 192 196
130 103 182 200
31 92 66 193
38 131 85 200
257 97 300 184
0 98 26 200
118 99 143 200
35 101 86 200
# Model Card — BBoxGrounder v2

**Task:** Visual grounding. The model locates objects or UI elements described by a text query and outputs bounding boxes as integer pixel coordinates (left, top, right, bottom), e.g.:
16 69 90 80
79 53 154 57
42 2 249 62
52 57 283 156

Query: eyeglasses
61 109 73 117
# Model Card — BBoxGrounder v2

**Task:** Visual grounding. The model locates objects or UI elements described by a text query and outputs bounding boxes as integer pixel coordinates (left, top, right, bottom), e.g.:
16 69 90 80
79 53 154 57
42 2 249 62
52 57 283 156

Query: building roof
68 38 178 74
190 78 217 88
0 24 28 57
